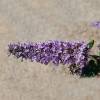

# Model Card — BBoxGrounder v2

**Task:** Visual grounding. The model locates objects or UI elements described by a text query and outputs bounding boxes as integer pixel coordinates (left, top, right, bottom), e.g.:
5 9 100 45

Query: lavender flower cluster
8 40 90 74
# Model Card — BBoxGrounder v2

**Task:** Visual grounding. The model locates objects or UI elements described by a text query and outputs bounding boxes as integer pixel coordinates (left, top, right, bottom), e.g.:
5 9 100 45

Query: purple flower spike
8 40 90 75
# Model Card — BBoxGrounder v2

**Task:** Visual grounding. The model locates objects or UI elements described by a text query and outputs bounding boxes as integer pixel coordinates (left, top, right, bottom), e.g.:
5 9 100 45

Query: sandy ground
0 0 100 100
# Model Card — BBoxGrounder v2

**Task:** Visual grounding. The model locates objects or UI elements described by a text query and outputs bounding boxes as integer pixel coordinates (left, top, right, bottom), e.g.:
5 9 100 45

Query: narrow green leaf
87 40 94 49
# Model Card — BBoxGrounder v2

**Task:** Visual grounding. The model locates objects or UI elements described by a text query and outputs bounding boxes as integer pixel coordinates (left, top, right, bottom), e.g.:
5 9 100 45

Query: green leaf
87 40 94 49
89 55 98 66
92 58 98 66
99 52 100 56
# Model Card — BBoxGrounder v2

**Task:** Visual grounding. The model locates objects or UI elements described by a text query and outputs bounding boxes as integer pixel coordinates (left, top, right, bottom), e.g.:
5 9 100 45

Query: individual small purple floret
91 21 100 29
8 40 90 74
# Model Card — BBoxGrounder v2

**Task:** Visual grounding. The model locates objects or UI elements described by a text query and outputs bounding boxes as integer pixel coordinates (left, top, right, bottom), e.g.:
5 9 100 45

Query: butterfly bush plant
8 40 97 76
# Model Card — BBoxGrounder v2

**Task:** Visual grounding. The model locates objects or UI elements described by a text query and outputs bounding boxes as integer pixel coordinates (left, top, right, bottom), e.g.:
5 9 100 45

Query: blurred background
0 0 100 100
